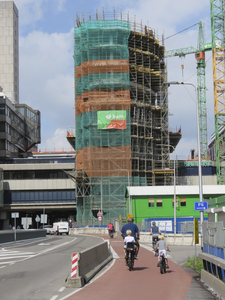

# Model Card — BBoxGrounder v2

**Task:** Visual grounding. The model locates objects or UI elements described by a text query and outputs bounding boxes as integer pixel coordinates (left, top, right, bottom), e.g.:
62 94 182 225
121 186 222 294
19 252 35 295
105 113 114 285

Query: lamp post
159 144 176 235
165 81 204 232
115 168 131 215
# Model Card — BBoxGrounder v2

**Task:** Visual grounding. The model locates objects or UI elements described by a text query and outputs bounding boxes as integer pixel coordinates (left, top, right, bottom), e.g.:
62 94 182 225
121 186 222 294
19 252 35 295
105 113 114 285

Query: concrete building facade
0 1 19 104
0 152 76 229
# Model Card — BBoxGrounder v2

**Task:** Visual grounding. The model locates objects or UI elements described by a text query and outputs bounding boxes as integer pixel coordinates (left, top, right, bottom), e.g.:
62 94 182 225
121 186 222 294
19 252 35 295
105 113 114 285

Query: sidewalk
65 234 218 300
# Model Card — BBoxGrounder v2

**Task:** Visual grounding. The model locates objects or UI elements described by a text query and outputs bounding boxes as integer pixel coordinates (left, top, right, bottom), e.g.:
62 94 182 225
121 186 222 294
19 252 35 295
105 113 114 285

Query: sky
7 0 214 158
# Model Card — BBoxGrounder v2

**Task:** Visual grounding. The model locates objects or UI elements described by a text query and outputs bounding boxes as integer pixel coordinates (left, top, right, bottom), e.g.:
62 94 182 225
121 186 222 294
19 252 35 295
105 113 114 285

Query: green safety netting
76 176 146 225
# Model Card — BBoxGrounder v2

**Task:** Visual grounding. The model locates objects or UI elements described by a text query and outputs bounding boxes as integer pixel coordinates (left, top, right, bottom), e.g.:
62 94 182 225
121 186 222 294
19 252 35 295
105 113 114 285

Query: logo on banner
97 110 126 130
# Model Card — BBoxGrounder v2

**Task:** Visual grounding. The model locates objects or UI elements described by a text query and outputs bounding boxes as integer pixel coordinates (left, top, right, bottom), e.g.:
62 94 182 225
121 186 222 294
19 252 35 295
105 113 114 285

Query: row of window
148 198 186 208
4 170 71 180
4 190 75 204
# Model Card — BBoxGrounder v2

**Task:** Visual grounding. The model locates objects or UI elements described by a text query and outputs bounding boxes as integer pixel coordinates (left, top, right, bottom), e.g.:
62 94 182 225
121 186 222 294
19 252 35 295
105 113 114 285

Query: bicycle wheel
160 262 163 274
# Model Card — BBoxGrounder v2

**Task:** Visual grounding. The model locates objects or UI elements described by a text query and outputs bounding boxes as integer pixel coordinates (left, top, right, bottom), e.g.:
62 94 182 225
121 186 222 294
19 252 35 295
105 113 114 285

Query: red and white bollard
71 253 78 278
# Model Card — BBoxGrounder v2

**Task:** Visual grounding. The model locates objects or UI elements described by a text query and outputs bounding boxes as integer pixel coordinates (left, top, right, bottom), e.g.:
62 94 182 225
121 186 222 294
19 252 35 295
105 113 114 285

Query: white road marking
50 295 58 300
35 289 42 293
0 266 5 268
58 287 65 292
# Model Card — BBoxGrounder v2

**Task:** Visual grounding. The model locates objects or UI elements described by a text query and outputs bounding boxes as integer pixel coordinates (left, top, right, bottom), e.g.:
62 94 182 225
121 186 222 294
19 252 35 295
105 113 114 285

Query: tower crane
210 0 225 185
165 22 212 160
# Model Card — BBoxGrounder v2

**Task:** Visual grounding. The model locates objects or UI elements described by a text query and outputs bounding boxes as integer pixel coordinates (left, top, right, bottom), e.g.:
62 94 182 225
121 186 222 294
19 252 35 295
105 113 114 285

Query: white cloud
14 0 67 27
19 28 74 150
39 128 74 152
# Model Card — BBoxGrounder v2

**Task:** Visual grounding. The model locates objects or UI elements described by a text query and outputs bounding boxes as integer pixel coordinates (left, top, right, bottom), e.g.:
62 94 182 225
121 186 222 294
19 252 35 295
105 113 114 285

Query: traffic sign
97 210 103 216
194 201 208 211
11 212 19 218
97 216 103 221
35 215 41 222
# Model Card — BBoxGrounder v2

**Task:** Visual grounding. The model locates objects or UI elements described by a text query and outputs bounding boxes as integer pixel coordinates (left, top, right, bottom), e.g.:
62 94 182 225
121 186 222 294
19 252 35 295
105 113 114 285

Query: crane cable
163 22 199 42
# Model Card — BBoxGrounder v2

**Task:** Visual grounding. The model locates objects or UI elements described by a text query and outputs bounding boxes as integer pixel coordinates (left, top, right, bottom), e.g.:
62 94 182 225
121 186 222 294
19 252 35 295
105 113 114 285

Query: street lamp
165 81 204 232
115 169 131 215
159 144 176 235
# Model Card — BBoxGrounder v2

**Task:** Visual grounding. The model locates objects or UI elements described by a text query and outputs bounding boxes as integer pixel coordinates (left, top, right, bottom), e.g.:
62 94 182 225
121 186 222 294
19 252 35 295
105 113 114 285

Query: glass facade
4 190 76 204
0 96 40 158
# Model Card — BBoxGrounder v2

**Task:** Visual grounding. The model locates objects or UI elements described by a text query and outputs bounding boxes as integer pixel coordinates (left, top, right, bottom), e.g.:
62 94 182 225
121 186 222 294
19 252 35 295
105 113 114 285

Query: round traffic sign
97 216 103 221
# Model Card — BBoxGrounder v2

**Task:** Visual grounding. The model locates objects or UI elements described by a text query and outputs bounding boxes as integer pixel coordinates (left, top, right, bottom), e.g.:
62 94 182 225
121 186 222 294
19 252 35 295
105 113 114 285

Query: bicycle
159 252 167 274
126 242 135 271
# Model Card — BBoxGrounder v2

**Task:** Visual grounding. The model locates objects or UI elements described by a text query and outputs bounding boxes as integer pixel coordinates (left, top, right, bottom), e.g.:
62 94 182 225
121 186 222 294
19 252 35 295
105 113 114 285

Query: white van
52 222 69 235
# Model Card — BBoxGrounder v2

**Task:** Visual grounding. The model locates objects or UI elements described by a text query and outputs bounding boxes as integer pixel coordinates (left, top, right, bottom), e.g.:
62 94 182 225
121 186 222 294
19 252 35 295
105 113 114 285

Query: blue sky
9 0 214 158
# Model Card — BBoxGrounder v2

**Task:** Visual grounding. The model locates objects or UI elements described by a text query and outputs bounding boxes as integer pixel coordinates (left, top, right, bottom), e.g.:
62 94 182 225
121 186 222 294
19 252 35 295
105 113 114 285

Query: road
0 234 104 300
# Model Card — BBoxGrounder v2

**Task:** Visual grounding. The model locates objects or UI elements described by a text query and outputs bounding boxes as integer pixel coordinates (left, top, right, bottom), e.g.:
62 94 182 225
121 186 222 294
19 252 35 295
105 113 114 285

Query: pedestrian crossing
0 248 37 266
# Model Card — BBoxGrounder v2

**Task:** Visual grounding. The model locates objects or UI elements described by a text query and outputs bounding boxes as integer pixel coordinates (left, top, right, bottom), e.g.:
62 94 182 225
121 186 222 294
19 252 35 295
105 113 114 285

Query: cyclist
155 235 170 268
123 229 137 257
121 217 139 262
108 223 114 238
150 221 161 249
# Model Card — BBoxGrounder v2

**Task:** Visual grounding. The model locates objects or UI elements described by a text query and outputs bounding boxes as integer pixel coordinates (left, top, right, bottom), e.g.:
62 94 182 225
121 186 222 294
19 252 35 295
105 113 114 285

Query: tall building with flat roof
0 1 19 104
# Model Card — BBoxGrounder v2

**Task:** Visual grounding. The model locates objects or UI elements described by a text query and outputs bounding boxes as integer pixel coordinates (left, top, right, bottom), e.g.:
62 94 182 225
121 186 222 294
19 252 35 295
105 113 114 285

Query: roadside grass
184 256 203 274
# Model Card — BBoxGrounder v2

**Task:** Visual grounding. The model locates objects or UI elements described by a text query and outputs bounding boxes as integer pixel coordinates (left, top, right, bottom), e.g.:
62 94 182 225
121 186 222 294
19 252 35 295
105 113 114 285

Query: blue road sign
194 201 208 211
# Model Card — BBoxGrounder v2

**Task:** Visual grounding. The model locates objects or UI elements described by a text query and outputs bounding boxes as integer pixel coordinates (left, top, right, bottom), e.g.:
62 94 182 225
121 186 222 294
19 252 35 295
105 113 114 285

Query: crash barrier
0 229 46 244
70 227 197 245
199 252 225 300
66 241 113 288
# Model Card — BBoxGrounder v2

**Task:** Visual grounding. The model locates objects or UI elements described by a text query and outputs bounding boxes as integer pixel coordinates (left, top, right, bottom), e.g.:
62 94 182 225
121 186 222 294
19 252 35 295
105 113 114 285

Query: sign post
35 215 41 229
97 210 103 222
11 212 19 242
194 218 199 263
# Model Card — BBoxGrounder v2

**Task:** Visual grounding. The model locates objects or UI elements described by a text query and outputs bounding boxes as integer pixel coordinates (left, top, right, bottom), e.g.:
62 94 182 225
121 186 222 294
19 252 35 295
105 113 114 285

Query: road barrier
66 241 113 288
0 229 46 244
199 252 225 300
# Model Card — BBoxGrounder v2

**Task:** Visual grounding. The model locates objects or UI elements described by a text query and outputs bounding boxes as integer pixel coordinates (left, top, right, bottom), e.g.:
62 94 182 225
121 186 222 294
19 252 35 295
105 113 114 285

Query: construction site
74 10 181 225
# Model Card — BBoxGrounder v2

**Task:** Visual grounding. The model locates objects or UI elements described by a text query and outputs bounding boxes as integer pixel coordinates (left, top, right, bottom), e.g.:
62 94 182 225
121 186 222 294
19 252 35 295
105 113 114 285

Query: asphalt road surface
0 234 104 300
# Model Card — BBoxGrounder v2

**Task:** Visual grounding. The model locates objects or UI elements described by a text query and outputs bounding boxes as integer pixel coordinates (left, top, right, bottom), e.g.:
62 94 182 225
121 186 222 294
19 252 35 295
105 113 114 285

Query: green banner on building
97 110 126 130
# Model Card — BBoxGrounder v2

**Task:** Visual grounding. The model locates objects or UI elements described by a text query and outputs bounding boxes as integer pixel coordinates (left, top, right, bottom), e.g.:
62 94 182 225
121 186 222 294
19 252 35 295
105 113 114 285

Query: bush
184 256 203 274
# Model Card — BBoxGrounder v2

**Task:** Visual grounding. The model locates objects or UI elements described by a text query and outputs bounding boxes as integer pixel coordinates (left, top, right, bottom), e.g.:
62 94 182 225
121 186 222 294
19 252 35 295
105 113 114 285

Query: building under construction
74 10 181 225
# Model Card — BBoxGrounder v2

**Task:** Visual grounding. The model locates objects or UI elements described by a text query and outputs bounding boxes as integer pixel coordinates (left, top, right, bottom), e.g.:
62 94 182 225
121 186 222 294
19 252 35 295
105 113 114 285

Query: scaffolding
74 10 171 225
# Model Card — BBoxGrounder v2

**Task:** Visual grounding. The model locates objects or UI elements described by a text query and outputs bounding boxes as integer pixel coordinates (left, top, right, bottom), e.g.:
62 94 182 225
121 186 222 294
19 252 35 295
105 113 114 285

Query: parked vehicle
52 222 69 235
40 225 53 234
126 242 135 271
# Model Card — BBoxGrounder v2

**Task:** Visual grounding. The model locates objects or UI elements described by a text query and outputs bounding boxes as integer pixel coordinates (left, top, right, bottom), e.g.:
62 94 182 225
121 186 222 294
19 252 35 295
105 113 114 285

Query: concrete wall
66 240 113 288
0 229 46 244
0 1 19 104
70 228 196 246
178 175 217 185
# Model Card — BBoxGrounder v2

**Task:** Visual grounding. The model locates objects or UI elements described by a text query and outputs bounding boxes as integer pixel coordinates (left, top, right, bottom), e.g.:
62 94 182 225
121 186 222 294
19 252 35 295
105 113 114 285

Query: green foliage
184 256 203 274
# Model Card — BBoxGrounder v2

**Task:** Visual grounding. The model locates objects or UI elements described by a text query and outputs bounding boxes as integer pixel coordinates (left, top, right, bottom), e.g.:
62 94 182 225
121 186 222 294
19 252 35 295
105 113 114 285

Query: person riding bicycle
108 223 114 237
155 234 170 268
123 229 137 263
150 221 161 249
121 217 139 262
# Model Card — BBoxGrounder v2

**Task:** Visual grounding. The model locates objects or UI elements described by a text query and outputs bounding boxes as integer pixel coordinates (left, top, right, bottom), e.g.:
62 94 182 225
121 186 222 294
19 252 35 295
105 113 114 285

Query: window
172 198 179 207
156 198 162 207
180 198 186 206
148 198 154 207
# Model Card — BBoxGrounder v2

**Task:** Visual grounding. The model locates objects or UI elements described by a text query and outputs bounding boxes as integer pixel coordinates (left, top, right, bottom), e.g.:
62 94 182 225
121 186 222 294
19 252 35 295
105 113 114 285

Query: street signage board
11 212 19 218
194 201 208 211
97 216 103 221
41 214 47 223
35 215 41 222
97 210 103 216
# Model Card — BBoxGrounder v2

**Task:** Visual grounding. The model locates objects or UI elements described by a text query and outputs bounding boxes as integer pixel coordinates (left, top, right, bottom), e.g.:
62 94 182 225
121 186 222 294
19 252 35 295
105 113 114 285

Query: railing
201 221 225 281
